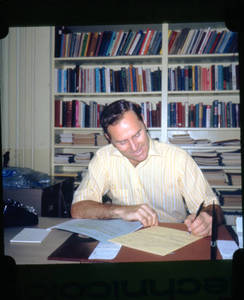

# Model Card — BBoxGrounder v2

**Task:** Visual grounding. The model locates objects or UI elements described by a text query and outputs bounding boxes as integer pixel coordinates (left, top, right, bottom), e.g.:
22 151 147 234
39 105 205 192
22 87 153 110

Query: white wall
0 27 52 174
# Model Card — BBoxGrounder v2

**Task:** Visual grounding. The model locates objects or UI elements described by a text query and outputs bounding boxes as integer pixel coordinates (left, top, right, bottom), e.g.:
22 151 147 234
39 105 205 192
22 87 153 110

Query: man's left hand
184 212 212 237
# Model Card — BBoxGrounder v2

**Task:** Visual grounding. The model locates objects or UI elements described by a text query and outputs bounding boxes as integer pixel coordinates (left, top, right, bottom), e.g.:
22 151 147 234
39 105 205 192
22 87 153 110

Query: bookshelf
51 22 241 221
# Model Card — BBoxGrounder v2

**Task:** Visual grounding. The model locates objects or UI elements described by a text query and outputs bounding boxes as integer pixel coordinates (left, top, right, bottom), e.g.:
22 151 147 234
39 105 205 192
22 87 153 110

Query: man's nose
128 139 137 151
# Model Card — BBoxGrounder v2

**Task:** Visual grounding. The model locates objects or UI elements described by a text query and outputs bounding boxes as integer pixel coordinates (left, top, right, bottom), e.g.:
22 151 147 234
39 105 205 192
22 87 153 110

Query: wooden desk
4 218 234 264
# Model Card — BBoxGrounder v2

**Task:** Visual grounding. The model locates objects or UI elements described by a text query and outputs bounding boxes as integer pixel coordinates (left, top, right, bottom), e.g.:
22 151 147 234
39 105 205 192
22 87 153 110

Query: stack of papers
10 228 50 243
51 219 142 242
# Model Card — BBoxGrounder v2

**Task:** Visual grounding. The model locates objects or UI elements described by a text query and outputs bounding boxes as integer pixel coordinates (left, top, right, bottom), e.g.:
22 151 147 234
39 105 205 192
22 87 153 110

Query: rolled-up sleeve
178 151 219 213
72 151 109 204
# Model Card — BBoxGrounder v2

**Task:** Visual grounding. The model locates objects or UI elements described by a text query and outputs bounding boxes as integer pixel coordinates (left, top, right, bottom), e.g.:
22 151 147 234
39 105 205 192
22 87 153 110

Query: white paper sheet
236 216 243 248
88 241 121 260
217 240 239 259
51 219 142 242
10 228 50 243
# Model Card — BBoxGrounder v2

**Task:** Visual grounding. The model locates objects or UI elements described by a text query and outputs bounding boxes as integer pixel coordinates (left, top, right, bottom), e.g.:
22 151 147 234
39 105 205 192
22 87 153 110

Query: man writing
71 100 224 237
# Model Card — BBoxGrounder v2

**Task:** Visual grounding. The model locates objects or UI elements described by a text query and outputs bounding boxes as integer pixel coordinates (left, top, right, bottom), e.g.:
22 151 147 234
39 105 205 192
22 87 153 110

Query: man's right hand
114 203 159 227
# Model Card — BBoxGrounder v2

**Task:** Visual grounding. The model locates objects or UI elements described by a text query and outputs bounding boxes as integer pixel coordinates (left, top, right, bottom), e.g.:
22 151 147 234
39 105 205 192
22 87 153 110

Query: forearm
70 200 158 227
71 200 122 219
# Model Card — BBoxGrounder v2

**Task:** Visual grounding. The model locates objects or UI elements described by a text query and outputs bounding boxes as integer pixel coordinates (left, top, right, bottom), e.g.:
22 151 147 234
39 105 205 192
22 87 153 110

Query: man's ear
104 133 111 143
141 114 147 127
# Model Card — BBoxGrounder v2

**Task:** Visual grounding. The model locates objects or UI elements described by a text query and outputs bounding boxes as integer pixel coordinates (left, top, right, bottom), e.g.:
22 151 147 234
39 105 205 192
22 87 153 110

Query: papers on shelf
10 228 50 243
110 226 201 257
88 241 121 260
51 219 142 242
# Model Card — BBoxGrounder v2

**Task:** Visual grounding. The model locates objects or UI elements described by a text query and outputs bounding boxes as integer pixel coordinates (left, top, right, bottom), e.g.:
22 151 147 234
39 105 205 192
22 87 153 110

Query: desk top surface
4 217 234 265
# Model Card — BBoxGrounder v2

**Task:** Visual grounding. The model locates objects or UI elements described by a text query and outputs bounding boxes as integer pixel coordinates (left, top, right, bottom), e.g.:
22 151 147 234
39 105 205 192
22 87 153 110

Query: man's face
107 111 149 166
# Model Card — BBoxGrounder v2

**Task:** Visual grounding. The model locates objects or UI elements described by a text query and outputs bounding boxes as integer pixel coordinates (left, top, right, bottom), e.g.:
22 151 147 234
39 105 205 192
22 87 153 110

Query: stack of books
168 28 238 55
202 170 229 186
72 133 95 145
191 151 221 166
218 190 242 208
168 100 240 128
226 172 242 186
168 63 239 91
74 152 93 164
212 139 240 147
168 133 195 145
221 150 241 166
56 28 162 57
54 152 93 164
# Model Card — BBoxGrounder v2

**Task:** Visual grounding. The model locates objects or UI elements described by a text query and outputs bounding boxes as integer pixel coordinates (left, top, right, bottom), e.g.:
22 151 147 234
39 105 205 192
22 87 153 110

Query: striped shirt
73 138 219 222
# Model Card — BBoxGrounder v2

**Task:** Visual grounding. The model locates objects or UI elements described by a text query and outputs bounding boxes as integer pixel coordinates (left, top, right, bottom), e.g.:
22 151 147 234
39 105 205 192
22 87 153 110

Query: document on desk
88 241 121 260
51 219 142 242
217 240 239 259
10 228 50 243
110 226 202 257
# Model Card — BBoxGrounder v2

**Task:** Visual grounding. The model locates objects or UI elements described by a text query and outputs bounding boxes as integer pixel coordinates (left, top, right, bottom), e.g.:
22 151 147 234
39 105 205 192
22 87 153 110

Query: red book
66 101 73 127
168 31 178 53
55 100 62 127
177 102 183 127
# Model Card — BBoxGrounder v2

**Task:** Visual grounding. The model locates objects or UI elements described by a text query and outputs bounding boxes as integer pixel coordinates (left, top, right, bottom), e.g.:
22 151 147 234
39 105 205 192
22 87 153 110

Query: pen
193 201 205 222
210 201 217 260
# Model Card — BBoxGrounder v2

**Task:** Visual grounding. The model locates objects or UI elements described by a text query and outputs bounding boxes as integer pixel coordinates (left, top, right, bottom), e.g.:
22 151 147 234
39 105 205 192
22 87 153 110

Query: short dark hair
100 100 143 138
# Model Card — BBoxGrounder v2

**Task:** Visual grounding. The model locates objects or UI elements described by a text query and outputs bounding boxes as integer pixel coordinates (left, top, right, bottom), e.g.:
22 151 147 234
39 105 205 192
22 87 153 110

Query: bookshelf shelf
168 53 239 64
168 90 239 96
54 144 100 149
54 55 162 66
51 22 241 217
54 91 162 97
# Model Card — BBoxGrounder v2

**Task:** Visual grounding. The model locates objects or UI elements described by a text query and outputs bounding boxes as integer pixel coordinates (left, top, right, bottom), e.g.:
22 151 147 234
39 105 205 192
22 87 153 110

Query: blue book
204 31 217 53
116 32 127 56
95 68 100 92
132 31 145 55
106 31 116 56
223 32 236 53
63 69 67 93
153 32 162 55
132 67 137 91
120 30 132 55
218 31 231 54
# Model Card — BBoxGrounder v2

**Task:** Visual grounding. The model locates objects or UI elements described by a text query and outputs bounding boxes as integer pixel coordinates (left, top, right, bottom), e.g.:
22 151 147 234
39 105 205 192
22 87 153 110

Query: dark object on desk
3 198 38 227
210 202 217 260
3 151 10 168
3 178 74 218
48 234 98 262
